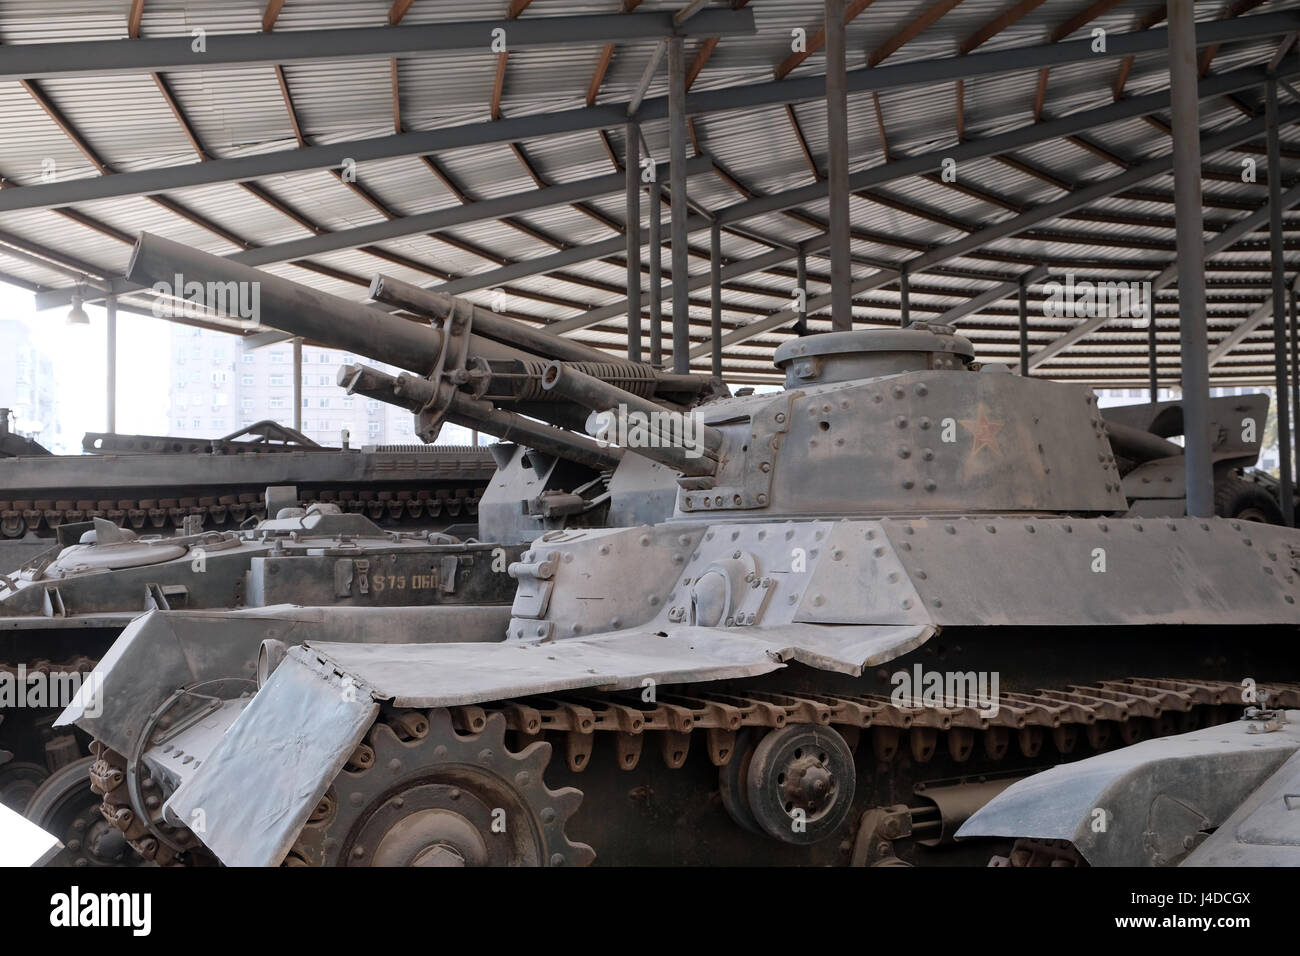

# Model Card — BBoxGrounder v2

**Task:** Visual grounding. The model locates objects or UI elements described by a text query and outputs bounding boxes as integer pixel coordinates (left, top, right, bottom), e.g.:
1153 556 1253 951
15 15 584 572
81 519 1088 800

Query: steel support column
1018 279 1029 377
1291 282 1299 489
1268 76 1295 524
1168 0 1214 518
625 120 642 362
796 249 808 336
292 337 303 432
106 294 117 433
710 220 722 377
649 179 664 368
825 0 852 332
899 267 910 327
668 37 690 373
1148 312 1159 402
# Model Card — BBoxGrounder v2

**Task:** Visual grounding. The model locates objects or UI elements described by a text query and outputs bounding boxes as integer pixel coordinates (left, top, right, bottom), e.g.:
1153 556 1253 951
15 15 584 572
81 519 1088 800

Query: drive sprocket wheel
286 708 594 867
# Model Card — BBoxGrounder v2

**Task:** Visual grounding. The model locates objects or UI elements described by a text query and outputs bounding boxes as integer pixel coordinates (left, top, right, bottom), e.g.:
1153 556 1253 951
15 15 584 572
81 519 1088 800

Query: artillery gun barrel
1104 420 1184 463
371 274 621 369
128 233 717 406
340 364 624 472
128 232 527 374
541 361 723 477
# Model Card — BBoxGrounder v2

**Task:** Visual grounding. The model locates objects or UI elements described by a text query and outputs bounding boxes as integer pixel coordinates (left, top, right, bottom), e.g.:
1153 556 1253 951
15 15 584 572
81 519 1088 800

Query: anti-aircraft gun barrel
340 364 624 472
540 361 724 478
370 273 623 369
126 232 716 410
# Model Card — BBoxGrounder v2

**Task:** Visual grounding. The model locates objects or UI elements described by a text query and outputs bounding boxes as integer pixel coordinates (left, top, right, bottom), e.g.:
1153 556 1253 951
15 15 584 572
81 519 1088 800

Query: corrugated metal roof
0 0 1297 388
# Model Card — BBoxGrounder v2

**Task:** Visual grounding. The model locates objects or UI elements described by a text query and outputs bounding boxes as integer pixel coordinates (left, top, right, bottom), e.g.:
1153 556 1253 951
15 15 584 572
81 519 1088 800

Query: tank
60 234 1300 868
0 416 498 574
958 691 1300 866
1 495 525 866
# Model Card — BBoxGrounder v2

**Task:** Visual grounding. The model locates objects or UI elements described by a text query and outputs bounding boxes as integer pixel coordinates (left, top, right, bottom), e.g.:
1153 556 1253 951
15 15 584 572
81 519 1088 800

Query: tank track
87 676 1300 866
0 655 100 808
0 486 485 538
0 656 98 681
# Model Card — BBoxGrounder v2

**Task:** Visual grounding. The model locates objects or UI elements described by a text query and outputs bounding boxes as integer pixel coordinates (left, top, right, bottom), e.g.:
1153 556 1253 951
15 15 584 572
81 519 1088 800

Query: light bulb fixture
66 293 90 326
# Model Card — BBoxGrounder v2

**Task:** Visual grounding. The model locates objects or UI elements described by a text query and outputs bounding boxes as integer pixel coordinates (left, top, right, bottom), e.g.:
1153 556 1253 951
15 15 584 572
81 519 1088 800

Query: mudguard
165 620 933 866
957 710 1300 866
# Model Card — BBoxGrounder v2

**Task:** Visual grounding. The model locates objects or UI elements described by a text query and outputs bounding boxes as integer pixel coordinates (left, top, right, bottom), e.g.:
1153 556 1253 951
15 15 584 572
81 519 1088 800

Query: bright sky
2 279 172 452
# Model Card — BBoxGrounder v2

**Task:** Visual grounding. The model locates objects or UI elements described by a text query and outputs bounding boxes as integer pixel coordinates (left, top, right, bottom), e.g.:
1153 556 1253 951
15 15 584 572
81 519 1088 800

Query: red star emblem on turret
958 406 1004 458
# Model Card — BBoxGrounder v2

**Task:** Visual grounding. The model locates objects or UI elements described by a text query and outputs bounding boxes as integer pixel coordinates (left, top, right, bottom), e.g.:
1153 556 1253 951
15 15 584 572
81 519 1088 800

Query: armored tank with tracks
1 492 525 866
62 234 1300 867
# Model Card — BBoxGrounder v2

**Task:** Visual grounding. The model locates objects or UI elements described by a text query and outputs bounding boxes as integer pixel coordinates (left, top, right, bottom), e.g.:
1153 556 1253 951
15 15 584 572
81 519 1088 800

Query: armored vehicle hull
2 504 521 866
63 239 1300 867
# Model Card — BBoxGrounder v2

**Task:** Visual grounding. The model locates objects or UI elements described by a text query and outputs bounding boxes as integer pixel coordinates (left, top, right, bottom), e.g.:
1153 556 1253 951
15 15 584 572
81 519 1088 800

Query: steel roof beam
416 62 1300 333
1207 301 1273 367
32 157 710 308
0 9 756 82
4 12 1295 216
698 106 1299 353
933 266 1049 326
1028 180 1300 367
547 243 792 335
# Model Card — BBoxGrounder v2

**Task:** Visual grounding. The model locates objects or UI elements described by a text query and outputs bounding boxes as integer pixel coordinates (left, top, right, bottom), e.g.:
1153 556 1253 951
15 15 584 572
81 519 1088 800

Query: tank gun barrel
340 364 623 471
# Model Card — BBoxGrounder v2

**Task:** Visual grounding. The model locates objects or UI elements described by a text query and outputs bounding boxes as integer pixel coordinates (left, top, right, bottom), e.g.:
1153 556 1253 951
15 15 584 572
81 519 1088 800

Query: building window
368 422 381 438
270 352 285 364
318 398 329 408
240 398 254 410
269 375 287 387
241 375 254 386
343 397 354 409
269 396 285 409
302 398 310 408
241 353 255 364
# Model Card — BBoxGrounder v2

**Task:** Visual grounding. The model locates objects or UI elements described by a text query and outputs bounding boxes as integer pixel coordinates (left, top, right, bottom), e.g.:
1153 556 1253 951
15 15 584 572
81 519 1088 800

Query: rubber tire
25 756 136 867
1214 476 1285 524
23 756 95 827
